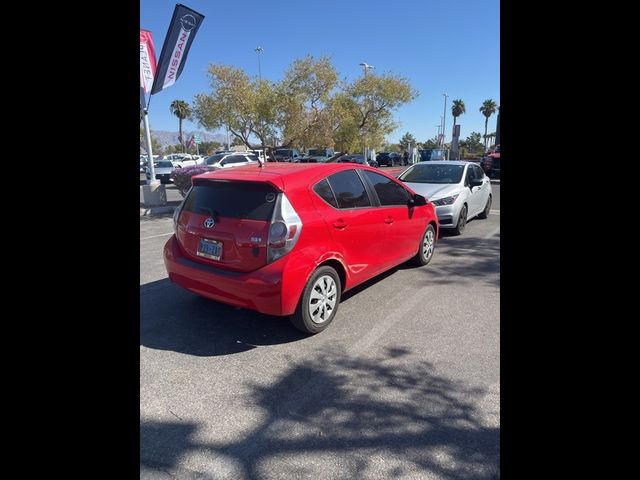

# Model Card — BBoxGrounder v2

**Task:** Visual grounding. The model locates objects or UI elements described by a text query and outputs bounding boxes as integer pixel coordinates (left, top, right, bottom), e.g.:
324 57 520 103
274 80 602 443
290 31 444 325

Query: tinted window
398 164 465 184
154 161 173 168
205 154 226 165
363 171 410 206
275 149 292 156
183 182 277 221
327 170 372 209
474 165 485 179
246 155 259 162
313 178 338 208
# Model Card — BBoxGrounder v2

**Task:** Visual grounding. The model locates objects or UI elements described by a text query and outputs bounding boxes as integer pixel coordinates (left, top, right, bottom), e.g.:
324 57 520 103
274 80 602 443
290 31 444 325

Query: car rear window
154 161 173 168
183 181 278 221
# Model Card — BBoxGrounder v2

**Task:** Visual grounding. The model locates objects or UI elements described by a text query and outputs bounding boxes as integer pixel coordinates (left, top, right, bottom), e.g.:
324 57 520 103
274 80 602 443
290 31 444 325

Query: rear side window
327 170 372 209
362 171 410 206
183 181 277 221
313 178 338 208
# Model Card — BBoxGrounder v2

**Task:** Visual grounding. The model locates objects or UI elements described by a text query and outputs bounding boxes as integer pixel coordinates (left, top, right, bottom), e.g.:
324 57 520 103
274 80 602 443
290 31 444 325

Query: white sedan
398 161 493 235
203 153 259 169
145 160 175 184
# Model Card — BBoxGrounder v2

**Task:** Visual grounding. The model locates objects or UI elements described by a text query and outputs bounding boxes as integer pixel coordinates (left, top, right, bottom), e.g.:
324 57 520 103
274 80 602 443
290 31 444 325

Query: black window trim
311 177 340 210
358 168 412 208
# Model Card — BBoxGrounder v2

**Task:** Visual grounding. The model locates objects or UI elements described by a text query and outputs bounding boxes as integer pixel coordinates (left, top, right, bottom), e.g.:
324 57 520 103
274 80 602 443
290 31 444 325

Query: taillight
267 193 302 263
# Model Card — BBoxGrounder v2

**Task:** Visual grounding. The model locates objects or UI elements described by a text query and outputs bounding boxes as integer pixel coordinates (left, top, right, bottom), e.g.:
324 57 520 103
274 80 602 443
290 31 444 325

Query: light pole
359 62 374 77
358 62 374 158
255 46 263 82
441 93 449 147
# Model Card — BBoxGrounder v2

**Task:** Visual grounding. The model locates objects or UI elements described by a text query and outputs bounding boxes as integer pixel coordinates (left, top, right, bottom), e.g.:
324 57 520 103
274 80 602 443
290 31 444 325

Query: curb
140 206 176 216
490 179 500 184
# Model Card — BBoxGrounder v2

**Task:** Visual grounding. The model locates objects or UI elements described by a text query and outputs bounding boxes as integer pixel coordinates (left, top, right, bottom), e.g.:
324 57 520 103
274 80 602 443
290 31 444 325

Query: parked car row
163 160 492 335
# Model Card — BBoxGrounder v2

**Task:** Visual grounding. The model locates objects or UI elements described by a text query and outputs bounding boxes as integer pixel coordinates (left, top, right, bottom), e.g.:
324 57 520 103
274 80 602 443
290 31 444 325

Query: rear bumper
163 235 286 316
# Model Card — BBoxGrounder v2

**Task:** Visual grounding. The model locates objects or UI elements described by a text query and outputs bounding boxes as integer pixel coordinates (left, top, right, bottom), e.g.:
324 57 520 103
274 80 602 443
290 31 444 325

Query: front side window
362 171 410 206
327 170 372 209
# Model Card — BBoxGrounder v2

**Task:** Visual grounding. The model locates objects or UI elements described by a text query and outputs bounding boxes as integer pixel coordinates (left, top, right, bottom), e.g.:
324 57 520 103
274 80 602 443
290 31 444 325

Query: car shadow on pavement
140 346 500 479
421 232 500 288
140 279 308 357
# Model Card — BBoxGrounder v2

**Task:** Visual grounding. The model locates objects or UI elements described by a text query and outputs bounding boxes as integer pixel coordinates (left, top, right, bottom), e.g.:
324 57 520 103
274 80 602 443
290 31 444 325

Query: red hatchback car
164 163 438 333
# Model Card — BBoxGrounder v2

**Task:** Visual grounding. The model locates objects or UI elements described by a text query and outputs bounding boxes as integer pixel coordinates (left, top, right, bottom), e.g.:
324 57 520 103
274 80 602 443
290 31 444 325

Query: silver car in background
398 161 492 235
145 160 175 184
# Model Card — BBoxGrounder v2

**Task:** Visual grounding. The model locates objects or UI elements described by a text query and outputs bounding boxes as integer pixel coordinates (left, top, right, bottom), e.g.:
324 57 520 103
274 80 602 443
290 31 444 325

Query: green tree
198 141 221 155
342 72 418 152
459 132 484 153
421 137 440 149
192 59 418 154
479 99 497 149
277 55 338 150
193 64 278 150
398 132 417 152
451 99 466 130
170 100 191 152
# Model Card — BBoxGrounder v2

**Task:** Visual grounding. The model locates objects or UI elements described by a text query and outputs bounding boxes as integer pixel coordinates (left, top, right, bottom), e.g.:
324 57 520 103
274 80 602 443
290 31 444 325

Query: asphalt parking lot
140 184 500 479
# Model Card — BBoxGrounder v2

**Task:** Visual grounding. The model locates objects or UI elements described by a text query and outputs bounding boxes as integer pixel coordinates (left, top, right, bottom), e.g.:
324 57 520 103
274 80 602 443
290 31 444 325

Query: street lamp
255 46 263 82
441 93 449 147
359 62 374 76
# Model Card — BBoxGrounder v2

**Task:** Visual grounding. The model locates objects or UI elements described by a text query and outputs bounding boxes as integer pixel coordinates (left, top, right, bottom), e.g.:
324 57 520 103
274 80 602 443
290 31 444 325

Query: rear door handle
384 217 394 224
333 220 348 229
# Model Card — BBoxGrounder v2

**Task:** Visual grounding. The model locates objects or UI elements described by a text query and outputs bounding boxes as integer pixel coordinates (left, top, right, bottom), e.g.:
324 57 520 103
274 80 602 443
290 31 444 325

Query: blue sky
141 0 499 145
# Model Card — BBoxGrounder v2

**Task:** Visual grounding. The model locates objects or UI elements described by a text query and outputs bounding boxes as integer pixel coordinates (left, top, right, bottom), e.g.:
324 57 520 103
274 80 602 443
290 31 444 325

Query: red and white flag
140 29 157 93
187 135 195 149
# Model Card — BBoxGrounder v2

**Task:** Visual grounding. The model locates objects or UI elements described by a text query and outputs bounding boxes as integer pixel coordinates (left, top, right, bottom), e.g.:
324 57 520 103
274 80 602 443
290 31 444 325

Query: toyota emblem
203 217 215 228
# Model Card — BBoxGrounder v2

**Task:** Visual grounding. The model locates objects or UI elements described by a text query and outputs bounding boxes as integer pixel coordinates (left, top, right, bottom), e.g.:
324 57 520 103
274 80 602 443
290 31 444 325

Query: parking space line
140 232 174 241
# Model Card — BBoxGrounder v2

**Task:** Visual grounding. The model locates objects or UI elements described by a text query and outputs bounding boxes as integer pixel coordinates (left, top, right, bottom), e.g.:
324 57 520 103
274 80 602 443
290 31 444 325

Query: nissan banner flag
151 4 205 95
140 29 157 93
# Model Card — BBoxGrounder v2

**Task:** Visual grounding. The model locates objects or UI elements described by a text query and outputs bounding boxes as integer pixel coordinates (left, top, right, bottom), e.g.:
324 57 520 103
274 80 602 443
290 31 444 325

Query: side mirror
470 178 483 187
410 194 427 207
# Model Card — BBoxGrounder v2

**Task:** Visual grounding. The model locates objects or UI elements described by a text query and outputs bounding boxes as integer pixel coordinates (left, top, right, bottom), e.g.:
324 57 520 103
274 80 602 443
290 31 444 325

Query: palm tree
451 99 466 130
170 100 191 152
479 99 497 150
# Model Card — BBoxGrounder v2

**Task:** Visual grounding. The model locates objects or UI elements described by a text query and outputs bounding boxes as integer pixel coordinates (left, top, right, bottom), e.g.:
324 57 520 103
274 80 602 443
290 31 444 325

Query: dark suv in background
274 148 301 162
376 152 404 167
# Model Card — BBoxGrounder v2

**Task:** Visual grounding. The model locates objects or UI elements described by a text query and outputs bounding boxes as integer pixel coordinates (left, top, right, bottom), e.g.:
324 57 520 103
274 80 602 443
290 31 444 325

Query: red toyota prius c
164 162 438 334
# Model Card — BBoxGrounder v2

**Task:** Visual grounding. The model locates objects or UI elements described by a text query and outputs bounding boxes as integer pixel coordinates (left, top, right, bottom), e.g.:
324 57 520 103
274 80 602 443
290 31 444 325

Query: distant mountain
151 130 227 147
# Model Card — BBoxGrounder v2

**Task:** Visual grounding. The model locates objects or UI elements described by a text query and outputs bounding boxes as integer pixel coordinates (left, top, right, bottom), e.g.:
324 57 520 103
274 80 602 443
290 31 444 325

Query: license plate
197 238 222 260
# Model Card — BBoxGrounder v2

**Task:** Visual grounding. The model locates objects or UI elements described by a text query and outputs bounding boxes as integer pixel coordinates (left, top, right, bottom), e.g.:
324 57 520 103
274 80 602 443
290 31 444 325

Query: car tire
290 266 342 334
412 224 436 266
452 204 467 235
478 195 492 219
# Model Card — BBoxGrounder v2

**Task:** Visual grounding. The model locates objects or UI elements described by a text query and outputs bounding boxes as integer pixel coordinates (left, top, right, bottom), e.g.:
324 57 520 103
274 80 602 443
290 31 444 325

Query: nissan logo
203 217 215 228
